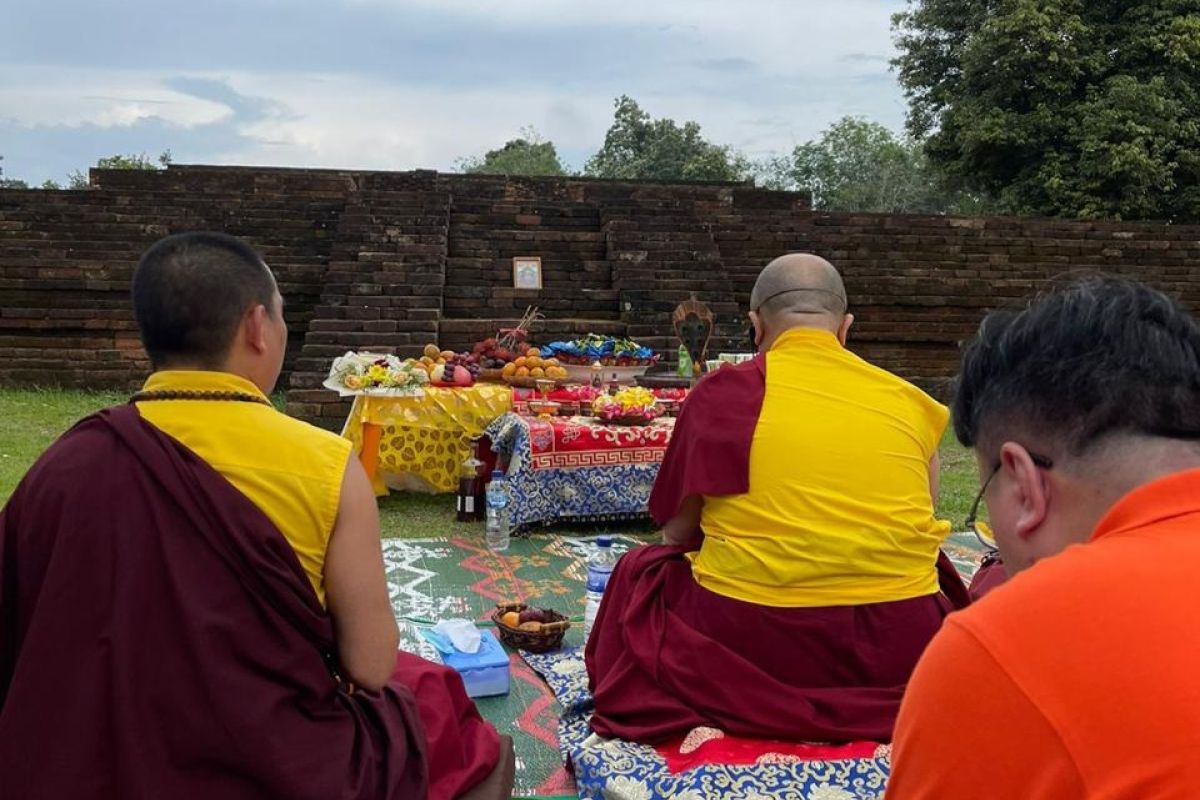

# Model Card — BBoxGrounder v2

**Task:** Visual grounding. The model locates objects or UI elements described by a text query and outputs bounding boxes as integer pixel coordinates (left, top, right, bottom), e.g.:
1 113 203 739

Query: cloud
0 0 913 182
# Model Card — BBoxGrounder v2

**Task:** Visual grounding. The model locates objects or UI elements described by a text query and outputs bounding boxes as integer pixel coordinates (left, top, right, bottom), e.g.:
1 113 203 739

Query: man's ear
243 304 270 355
749 311 765 351
999 441 1049 543
837 313 854 346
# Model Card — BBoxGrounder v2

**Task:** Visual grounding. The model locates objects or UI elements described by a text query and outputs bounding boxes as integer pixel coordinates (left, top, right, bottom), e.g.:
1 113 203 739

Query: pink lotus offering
591 387 662 425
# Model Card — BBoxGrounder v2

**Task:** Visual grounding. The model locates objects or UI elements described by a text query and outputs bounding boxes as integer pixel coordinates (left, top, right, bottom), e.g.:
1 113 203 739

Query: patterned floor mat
383 532 989 798
383 533 650 797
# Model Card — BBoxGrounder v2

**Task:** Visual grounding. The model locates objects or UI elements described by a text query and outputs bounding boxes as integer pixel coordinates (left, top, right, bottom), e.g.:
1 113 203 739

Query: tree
585 95 749 182
0 155 29 189
456 128 568 176
761 116 990 214
893 1 1200 221
68 150 173 189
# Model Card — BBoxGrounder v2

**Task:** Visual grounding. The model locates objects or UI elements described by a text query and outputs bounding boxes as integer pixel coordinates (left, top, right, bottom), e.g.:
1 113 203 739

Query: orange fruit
514 356 528 368
517 621 542 632
526 348 539 358
527 356 543 369
545 358 559 367
530 367 545 378
500 611 520 628
516 366 530 378
501 362 517 377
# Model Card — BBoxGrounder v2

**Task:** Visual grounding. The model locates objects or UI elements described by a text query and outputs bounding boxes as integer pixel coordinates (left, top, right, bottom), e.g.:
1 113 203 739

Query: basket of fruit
492 603 570 653
471 307 545 378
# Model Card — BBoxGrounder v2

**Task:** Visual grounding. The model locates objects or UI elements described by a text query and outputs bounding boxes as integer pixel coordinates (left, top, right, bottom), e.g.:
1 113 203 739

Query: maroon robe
588 355 970 744
0 405 498 800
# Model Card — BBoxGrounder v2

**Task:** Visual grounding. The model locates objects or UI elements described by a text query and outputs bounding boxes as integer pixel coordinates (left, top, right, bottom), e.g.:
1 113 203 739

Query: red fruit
519 608 547 624
453 365 473 387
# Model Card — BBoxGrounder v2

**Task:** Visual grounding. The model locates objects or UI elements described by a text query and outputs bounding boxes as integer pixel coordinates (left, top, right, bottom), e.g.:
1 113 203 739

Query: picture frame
512 256 542 290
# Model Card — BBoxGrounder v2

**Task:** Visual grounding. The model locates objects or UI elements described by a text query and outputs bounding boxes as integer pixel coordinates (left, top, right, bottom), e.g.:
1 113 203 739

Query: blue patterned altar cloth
484 413 668 531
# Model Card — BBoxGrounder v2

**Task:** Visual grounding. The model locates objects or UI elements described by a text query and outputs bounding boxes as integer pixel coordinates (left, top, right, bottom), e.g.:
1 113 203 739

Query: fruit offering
592 386 662 424
471 306 546 369
498 348 570 383
327 352 429 394
404 343 480 387
541 335 659 367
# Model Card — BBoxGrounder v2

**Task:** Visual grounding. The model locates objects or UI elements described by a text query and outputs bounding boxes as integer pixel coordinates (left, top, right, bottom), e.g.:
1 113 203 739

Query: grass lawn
0 388 981 534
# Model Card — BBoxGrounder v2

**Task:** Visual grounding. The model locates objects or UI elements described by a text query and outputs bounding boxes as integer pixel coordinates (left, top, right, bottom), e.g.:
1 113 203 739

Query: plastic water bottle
485 470 510 551
583 536 618 642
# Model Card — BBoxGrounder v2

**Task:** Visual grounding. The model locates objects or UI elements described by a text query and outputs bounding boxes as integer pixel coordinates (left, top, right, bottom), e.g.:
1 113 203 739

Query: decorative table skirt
484 412 675 530
342 386 513 494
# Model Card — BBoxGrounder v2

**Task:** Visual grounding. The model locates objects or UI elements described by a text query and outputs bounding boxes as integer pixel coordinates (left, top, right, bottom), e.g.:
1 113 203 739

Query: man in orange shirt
888 275 1200 799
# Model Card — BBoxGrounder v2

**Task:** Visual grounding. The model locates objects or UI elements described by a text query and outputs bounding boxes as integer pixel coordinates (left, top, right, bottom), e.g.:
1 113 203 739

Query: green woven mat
382 531 988 797
383 533 651 798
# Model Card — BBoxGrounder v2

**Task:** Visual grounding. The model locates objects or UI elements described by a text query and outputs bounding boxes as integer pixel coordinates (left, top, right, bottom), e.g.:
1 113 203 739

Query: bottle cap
596 535 613 547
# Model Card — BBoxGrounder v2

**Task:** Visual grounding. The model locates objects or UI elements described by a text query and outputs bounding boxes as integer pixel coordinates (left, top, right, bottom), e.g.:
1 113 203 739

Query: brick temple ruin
1 164 1198 426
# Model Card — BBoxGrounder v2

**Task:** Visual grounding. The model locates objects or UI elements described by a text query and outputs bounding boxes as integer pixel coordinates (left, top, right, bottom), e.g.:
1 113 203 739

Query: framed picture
512 256 542 290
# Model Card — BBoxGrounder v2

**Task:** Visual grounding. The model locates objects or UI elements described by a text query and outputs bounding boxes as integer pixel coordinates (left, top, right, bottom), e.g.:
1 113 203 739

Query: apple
453 365 474 387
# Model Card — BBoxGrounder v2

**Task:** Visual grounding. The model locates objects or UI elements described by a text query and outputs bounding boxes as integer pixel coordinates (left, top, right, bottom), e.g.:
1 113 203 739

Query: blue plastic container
440 629 511 698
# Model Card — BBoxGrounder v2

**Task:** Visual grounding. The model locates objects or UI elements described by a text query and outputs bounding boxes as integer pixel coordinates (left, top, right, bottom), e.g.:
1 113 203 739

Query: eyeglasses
964 452 1054 551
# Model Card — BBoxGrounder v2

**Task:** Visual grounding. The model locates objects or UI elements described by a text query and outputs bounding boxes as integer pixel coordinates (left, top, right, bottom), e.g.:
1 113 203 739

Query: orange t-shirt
887 468 1200 799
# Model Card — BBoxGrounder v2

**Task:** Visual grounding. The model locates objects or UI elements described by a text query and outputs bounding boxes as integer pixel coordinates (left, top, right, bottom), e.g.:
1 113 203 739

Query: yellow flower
366 365 389 384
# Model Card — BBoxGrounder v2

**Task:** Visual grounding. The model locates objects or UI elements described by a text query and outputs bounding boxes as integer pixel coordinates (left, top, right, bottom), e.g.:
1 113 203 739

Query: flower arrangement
592 386 662 424
325 352 429 395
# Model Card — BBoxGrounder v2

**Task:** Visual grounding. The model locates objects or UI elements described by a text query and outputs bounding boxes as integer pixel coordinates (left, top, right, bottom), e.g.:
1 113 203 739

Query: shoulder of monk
843 350 943 404
266 409 353 453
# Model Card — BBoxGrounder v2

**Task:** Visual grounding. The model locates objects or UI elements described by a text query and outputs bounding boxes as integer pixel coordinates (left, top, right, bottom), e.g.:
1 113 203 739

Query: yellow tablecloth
341 385 513 494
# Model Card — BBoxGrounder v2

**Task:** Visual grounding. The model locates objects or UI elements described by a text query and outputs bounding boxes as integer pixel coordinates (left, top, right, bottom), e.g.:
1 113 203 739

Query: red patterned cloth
657 727 884 773
523 416 675 471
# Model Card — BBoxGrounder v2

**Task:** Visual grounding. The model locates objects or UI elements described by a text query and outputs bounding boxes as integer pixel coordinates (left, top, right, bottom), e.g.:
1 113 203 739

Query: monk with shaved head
586 253 966 746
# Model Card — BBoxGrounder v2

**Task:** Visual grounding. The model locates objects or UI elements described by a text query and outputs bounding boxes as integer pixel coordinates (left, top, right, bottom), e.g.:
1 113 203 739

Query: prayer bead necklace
129 389 272 407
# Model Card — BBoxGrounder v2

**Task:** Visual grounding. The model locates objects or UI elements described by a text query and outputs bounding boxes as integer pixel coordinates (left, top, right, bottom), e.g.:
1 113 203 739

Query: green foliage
893 0 1200 221
585 95 749 182
456 127 568 177
762 116 991 214
68 150 173 189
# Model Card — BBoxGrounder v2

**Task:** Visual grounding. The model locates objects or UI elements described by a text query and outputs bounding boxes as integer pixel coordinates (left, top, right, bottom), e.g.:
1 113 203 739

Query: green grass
0 388 126 500
0 389 982 534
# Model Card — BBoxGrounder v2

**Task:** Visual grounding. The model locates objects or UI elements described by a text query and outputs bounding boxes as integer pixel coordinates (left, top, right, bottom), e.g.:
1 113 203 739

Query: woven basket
492 602 570 653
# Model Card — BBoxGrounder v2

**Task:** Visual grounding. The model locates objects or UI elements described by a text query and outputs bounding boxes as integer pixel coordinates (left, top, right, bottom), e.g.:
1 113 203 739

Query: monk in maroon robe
586 255 970 745
0 232 506 800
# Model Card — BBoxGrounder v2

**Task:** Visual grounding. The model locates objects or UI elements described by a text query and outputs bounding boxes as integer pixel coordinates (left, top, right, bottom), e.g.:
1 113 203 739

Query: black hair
132 232 277 369
953 273 1200 456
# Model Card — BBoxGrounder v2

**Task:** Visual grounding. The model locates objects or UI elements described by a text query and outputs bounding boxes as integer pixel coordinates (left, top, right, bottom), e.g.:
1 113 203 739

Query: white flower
551 659 586 676
603 776 652 800
808 784 856 800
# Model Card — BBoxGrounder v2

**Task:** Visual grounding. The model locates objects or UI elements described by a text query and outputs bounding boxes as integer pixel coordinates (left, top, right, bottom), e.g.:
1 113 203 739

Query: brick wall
2 165 1197 427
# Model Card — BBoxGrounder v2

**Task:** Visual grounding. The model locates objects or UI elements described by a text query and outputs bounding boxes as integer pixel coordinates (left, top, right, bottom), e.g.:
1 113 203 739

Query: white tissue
432 618 482 654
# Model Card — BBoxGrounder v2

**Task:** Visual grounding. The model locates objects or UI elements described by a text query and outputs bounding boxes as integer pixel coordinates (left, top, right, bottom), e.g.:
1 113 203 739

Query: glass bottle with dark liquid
456 440 487 522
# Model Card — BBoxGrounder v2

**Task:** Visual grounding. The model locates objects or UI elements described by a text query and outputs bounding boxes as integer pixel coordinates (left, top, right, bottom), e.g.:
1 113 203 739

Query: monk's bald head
750 254 847 320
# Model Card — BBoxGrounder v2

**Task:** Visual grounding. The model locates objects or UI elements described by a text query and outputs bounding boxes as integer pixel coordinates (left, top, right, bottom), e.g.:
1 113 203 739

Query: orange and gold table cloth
341 385 513 494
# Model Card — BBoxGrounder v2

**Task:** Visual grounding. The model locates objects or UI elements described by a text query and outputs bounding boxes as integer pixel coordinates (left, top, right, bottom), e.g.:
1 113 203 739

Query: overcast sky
1 0 911 185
